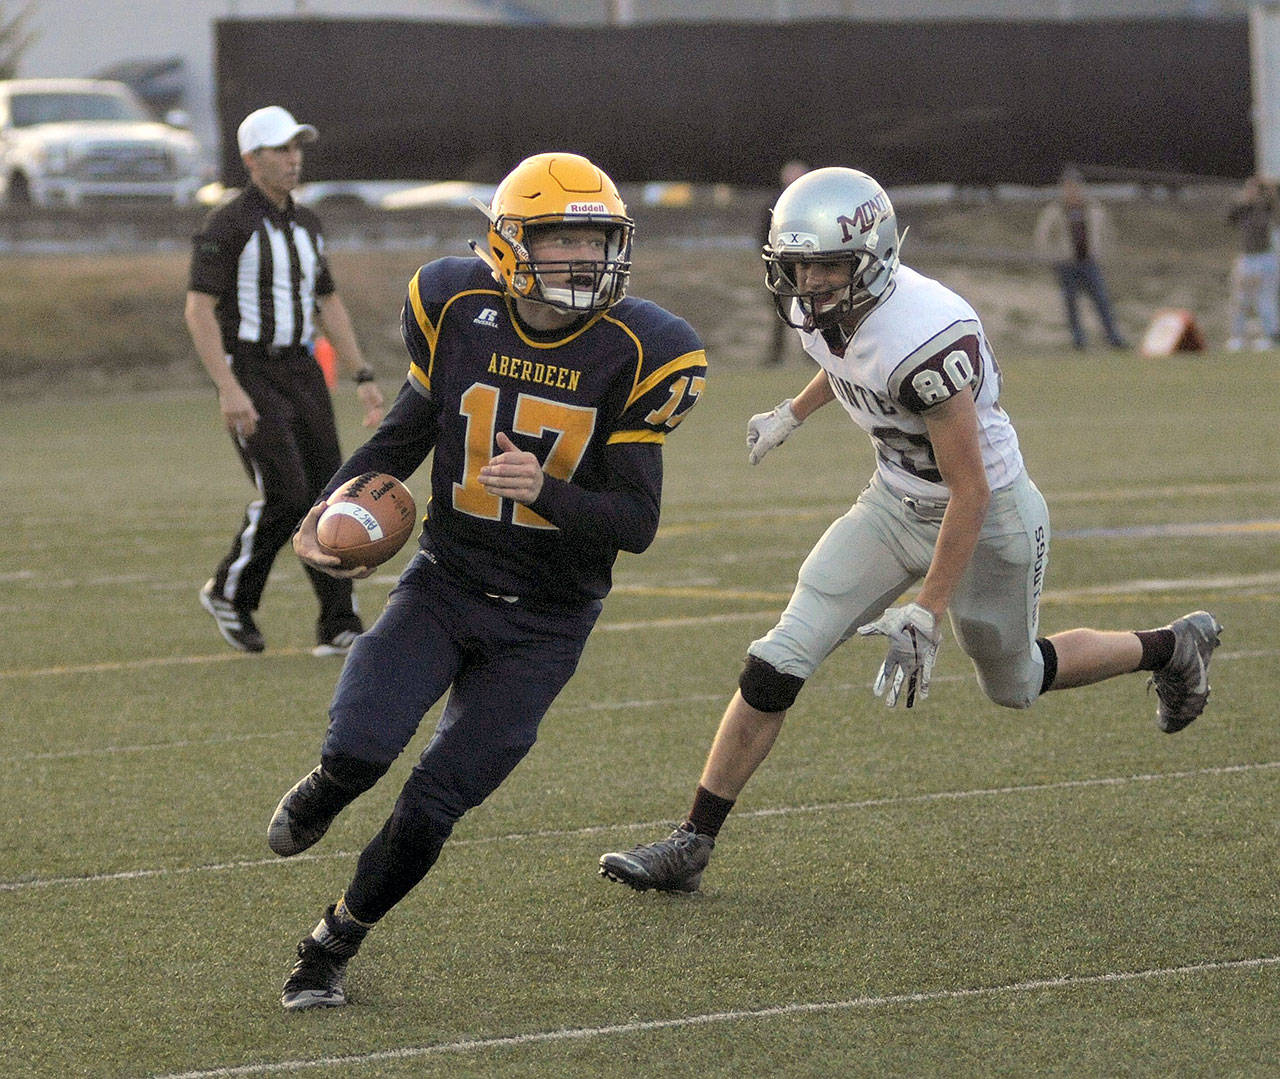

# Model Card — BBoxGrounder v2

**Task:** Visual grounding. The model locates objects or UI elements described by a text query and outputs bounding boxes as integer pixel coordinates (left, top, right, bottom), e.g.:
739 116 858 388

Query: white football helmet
763 167 904 330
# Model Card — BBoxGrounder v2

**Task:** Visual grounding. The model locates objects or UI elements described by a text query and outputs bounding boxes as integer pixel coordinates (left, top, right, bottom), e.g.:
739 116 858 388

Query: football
315 472 417 569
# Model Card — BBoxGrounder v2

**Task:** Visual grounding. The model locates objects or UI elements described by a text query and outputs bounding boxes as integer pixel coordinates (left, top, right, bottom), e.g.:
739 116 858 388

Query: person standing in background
185 105 385 656
1034 167 1127 350
1225 175 1279 351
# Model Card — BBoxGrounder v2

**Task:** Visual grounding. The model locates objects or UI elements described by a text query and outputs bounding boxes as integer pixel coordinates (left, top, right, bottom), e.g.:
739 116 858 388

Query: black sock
684 785 735 839
320 752 388 798
311 767 361 815
1036 638 1058 695
1135 629 1176 671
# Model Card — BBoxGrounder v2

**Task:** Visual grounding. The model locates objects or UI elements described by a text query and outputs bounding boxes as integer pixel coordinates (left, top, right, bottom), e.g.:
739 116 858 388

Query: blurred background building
9 0 1256 167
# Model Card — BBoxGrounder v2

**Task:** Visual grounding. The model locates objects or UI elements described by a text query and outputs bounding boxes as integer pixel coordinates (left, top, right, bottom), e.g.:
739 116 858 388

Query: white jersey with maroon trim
795 264 1024 500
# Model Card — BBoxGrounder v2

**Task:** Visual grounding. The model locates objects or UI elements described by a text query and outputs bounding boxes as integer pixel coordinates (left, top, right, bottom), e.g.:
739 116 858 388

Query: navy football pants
322 551 600 921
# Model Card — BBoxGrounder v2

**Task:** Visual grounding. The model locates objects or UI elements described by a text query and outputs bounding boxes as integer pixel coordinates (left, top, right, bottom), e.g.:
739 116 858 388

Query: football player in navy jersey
599 167 1223 895
268 152 706 1009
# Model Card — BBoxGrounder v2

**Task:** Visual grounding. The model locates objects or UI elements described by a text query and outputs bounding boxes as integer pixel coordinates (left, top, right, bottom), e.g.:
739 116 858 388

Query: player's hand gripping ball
316 473 416 569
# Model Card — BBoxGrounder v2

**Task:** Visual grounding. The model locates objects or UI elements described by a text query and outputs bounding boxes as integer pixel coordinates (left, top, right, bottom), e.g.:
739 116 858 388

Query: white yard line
4 760 1276 894
3 570 1278 682
0 648 1268 765
146 955 1280 1079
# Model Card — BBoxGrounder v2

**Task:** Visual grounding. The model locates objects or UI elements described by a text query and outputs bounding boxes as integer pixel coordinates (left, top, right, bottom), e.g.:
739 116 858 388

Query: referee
185 105 384 655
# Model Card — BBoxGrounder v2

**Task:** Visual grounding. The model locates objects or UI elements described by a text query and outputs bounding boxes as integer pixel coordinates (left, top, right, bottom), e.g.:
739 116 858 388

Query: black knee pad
1036 637 1058 696
738 654 805 713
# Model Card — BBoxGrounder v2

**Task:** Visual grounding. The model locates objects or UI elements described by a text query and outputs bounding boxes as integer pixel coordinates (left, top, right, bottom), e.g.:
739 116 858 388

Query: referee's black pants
210 346 358 639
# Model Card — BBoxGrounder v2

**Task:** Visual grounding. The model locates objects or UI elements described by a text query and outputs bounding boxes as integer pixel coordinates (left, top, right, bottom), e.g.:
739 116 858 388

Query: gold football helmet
473 152 633 312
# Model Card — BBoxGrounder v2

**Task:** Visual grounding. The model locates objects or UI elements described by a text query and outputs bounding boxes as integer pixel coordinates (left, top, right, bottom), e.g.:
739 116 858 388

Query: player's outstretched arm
747 369 834 464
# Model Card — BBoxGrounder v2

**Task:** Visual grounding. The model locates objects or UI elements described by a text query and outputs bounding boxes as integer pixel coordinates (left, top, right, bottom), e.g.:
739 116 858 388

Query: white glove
856 602 942 709
746 399 800 465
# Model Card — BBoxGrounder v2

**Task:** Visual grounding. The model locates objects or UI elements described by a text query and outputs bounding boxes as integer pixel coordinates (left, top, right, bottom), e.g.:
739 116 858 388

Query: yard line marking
5 760 1276 894
599 608 783 628
1046 480 1280 503
1 649 1269 766
452 761 1280 845
2 730 304 762
659 517 1280 539
0 650 301 678
1058 520 1280 540
1044 572 1280 597
3 570 1276 682
608 571 1280 608
146 955 1280 1079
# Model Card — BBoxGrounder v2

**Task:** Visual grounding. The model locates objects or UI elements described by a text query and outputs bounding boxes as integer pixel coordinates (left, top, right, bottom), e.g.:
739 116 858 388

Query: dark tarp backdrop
213 17 1253 186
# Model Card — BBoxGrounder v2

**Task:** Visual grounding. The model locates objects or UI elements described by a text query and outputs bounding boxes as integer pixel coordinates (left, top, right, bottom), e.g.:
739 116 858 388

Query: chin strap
820 321 854 353
467 238 502 281
468 196 505 282
469 195 535 289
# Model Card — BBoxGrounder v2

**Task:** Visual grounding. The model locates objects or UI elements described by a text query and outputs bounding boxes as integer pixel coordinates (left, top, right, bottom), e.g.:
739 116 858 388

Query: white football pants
749 469 1050 709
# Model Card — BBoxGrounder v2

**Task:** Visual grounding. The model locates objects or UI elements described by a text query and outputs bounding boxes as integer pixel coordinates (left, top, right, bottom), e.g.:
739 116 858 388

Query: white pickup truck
0 78 203 207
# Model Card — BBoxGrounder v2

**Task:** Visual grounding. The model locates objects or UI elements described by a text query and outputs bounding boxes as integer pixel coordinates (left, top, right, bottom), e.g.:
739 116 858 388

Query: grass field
1 349 1277 1077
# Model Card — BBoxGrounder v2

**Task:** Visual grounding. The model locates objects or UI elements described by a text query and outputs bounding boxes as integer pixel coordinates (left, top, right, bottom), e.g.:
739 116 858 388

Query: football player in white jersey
599 167 1223 894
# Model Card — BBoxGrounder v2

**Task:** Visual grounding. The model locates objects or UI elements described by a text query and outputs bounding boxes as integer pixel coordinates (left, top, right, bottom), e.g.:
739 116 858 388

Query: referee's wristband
353 367 376 385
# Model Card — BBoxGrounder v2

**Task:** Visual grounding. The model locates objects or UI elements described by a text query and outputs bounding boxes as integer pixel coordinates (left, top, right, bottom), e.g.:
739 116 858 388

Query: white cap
237 106 318 155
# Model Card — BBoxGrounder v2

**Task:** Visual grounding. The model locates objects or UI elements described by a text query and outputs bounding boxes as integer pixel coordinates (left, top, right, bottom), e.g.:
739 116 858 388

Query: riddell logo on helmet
566 202 609 214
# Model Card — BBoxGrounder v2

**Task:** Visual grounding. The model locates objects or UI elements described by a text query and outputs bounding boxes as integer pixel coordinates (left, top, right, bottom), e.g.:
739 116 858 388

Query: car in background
0 78 204 207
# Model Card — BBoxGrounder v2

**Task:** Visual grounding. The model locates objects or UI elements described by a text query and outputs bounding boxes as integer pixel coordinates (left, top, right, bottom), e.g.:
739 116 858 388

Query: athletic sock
312 896 372 956
332 895 375 931
1135 629 1176 671
1036 638 1058 695
684 785 735 839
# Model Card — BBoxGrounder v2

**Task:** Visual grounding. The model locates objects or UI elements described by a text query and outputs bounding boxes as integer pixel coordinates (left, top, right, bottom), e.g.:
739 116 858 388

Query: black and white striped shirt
189 183 336 353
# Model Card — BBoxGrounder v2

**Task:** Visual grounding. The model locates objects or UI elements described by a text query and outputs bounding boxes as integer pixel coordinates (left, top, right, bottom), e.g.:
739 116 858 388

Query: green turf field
1 352 1276 1078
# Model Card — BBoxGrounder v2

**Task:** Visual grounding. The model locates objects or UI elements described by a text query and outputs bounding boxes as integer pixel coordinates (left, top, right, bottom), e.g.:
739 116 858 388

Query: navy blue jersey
327 256 706 608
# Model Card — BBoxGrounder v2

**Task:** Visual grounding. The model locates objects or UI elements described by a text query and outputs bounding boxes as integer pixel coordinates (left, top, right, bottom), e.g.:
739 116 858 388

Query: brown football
315 472 417 569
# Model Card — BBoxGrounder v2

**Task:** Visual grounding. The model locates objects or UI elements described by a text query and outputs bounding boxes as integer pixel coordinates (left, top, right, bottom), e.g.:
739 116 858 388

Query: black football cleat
280 908 367 1011
281 938 350 1011
268 766 348 857
1149 611 1223 733
599 824 714 893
